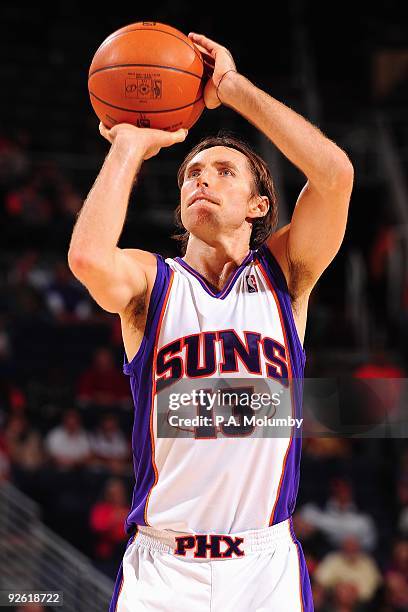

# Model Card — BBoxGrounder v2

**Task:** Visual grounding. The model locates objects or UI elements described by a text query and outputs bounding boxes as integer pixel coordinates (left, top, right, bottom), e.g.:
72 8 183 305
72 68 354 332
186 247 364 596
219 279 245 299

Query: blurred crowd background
1 1 408 611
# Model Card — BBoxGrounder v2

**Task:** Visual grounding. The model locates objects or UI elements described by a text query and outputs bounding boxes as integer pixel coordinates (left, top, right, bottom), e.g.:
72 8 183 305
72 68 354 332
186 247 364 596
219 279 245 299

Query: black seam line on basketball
89 91 203 113
89 63 202 80
93 27 203 68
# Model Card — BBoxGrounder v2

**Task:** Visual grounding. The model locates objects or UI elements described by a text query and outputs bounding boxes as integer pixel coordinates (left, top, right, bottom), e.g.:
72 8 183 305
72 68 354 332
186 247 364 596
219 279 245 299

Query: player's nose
196 169 210 187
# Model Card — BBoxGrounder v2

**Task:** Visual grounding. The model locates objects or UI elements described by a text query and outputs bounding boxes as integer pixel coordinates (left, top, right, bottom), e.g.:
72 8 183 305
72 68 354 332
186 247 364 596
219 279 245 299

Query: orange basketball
88 21 206 132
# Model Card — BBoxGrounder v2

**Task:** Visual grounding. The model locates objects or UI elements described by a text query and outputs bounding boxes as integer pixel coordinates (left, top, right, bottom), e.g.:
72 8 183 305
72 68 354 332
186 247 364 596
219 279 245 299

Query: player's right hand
99 122 188 160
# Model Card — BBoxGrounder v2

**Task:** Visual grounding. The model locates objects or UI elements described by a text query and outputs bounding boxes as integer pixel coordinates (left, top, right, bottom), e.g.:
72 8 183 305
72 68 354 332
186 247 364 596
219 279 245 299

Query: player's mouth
189 198 218 206
188 192 220 207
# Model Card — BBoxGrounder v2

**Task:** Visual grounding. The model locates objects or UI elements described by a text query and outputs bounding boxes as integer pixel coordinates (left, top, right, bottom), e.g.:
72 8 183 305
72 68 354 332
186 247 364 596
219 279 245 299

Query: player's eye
220 168 234 176
187 169 200 178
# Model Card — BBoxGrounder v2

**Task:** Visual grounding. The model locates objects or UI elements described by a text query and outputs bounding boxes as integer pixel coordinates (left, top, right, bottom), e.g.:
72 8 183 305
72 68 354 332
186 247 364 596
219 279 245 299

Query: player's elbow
68 250 100 279
67 249 82 273
331 153 354 191
67 250 84 280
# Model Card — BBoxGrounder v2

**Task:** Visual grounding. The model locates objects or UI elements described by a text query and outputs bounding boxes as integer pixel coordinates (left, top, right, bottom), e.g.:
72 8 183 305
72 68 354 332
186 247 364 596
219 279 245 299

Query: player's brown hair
173 131 278 253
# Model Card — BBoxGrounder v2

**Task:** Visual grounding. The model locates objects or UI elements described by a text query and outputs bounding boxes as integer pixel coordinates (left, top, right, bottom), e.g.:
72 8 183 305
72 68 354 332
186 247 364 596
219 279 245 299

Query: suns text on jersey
155 329 289 391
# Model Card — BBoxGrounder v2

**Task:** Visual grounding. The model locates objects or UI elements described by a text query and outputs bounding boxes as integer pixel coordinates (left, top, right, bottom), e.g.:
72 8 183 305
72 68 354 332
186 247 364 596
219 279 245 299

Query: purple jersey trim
256 244 306 369
109 532 138 612
256 244 306 526
122 254 171 376
174 250 254 299
122 254 172 533
289 518 315 611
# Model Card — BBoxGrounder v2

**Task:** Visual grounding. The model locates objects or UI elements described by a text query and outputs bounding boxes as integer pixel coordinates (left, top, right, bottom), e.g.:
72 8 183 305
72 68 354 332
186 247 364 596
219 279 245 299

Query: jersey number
194 387 256 439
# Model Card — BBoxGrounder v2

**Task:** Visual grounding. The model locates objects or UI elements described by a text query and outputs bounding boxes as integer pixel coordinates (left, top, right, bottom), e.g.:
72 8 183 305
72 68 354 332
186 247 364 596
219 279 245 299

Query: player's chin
184 204 218 226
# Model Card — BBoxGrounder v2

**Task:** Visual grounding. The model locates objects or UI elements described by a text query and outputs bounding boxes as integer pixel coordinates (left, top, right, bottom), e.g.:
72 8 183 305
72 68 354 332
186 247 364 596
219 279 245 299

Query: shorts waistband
134 518 292 560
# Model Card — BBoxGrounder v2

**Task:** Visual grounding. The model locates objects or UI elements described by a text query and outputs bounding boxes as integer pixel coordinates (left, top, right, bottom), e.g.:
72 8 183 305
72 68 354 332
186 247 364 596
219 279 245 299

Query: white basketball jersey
123 244 305 534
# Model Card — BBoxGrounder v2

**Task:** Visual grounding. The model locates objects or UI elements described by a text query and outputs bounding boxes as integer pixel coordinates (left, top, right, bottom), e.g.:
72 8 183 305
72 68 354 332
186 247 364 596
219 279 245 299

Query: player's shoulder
121 248 158 268
123 248 159 274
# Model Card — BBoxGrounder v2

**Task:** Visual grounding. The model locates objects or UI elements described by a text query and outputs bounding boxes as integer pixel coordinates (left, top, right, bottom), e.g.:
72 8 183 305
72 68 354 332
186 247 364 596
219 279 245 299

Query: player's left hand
188 32 237 109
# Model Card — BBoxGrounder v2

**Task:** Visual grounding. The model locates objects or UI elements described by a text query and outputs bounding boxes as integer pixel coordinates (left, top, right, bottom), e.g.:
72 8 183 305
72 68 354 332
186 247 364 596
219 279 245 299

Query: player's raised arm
189 32 354 298
67 123 188 315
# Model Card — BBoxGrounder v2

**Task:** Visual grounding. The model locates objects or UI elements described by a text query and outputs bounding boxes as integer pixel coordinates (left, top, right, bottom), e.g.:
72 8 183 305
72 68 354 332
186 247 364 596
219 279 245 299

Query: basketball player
68 32 353 611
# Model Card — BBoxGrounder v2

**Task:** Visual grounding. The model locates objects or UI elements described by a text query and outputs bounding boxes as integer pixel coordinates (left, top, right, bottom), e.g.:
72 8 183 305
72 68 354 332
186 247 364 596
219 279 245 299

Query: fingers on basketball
189 32 217 52
171 129 188 144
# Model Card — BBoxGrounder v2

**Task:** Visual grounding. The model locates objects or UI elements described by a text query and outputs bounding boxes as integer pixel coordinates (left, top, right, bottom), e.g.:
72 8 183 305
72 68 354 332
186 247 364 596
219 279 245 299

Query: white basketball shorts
109 517 313 611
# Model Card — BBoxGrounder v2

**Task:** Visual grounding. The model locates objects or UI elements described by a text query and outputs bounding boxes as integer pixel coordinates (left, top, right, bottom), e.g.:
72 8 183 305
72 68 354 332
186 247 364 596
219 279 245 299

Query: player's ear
247 195 269 219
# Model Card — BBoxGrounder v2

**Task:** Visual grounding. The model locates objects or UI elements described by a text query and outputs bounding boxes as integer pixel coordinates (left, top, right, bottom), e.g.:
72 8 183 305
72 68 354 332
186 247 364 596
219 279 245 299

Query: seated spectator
5 177 53 226
328 582 362 612
77 347 130 408
89 477 129 578
89 413 130 474
8 250 53 290
44 408 91 470
4 413 44 471
300 477 377 550
315 536 382 604
45 261 92 323
0 379 26 412
383 539 408 611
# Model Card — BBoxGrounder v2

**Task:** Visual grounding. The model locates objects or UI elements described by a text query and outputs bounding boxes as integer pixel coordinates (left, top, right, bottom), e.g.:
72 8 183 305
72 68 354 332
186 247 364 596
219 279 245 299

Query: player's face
180 146 264 244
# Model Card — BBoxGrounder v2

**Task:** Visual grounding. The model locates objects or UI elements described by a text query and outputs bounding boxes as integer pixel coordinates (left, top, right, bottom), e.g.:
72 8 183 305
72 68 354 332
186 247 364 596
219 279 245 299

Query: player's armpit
266 223 316 302
68 247 156 315
268 170 353 298
265 224 291 286
287 177 352 289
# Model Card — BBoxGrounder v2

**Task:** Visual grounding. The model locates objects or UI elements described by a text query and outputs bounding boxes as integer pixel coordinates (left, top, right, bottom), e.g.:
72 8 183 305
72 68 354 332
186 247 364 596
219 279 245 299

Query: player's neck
182 237 251 292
